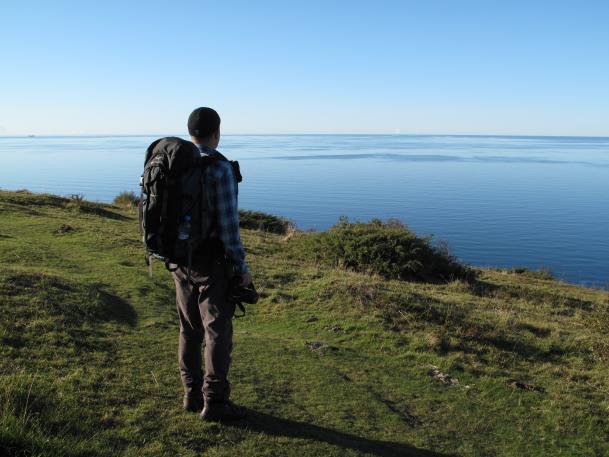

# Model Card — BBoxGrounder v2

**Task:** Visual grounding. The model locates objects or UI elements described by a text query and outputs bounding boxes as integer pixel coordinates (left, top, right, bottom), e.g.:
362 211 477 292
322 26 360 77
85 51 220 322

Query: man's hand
240 272 252 287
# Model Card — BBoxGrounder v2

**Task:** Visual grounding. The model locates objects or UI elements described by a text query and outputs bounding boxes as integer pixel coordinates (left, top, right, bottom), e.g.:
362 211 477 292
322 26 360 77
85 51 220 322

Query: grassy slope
0 190 608 457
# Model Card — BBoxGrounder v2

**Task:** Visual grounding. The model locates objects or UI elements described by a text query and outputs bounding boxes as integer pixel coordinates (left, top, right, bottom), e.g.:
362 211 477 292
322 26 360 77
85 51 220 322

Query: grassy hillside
1 189 608 457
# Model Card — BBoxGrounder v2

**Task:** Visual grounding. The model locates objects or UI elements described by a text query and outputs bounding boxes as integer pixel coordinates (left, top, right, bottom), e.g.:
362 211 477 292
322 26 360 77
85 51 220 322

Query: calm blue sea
1 134 608 289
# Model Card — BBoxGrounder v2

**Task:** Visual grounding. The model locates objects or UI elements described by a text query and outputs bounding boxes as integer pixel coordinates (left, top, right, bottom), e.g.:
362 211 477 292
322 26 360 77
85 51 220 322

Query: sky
1 0 609 136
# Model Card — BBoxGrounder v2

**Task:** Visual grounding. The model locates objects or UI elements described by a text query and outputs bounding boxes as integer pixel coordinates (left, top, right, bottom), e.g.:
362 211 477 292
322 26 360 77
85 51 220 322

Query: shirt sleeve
214 162 249 274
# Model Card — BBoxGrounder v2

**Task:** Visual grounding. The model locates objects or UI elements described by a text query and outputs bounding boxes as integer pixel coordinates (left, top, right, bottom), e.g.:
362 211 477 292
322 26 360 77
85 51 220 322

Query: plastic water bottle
177 215 191 240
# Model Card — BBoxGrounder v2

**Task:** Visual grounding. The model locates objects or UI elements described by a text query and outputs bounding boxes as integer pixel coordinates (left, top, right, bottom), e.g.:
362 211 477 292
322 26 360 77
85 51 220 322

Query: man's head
188 107 221 148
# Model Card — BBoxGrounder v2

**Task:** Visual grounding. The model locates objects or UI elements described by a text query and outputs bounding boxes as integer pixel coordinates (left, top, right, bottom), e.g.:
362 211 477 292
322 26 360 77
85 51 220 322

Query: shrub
239 210 293 234
113 191 139 208
296 218 471 282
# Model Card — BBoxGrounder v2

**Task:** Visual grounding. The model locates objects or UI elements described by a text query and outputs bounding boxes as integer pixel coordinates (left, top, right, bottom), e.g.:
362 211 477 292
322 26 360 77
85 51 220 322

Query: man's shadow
228 410 455 457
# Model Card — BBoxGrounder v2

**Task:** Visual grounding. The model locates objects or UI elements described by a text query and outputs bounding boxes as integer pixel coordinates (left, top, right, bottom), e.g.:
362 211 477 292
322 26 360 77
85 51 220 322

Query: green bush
239 209 293 234
295 217 471 282
113 191 139 208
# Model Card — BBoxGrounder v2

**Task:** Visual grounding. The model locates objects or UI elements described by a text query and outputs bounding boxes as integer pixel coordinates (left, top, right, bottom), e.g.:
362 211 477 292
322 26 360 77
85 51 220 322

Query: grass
0 189 608 456
113 191 140 208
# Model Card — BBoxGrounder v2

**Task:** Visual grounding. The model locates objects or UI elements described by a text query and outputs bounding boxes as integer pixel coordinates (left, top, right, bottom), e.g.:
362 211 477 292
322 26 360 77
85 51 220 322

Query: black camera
229 281 259 305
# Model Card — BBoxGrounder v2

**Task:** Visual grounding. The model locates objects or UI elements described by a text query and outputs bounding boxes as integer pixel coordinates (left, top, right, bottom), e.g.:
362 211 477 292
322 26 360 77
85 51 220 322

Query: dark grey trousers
172 257 236 403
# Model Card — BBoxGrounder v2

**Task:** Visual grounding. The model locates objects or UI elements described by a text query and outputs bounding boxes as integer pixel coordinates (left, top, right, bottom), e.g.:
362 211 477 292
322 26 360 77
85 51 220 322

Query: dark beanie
188 107 221 137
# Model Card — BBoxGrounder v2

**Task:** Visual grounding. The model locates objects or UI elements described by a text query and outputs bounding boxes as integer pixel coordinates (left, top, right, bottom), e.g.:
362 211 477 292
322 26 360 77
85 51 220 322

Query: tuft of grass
112 191 140 208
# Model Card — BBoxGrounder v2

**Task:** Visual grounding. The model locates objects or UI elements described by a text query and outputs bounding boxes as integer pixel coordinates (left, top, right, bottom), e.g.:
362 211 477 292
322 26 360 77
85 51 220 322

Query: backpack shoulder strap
199 154 220 168
204 150 242 183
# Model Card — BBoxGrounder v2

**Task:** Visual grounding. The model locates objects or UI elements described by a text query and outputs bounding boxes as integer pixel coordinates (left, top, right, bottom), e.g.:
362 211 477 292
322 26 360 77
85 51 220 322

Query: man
173 107 251 421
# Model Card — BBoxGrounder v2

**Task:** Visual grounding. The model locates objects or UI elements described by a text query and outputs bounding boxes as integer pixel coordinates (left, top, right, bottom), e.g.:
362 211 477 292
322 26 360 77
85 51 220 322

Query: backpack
139 137 218 276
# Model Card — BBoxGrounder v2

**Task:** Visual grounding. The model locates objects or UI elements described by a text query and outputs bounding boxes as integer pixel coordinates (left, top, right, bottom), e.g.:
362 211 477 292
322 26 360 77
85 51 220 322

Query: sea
1 134 608 289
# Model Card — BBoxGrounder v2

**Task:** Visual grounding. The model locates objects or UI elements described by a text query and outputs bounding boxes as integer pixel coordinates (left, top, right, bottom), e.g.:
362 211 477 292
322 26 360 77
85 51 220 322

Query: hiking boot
183 395 204 413
200 400 247 422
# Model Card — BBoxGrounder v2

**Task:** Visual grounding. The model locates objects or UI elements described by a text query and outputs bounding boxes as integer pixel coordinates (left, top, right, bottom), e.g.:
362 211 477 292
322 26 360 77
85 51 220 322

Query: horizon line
2 133 609 139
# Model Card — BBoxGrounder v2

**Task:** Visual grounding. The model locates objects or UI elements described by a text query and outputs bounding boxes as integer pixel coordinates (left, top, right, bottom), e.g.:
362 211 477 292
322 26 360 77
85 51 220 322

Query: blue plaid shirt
196 144 248 274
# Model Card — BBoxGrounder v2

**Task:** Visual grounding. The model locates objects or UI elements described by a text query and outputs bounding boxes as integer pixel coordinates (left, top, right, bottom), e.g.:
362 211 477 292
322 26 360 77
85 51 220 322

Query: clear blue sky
1 0 608 136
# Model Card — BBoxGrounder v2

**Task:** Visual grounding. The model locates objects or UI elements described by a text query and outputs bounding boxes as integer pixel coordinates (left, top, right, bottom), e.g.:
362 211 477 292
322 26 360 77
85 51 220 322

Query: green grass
1 189 608 456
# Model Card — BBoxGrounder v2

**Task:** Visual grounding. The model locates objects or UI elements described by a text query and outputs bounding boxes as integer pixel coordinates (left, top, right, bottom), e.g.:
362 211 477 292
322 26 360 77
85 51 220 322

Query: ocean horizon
3 133 609 138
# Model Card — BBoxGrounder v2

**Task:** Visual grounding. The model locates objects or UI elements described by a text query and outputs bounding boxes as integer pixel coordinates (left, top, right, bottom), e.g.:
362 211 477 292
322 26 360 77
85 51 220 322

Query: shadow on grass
1 273 137 325
388 291 563 363
229 410 454 457
468 279 596 311
74 204 130 221
98 289 138 327
0 190 130 221
0 273 137 356
0 191 68 208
